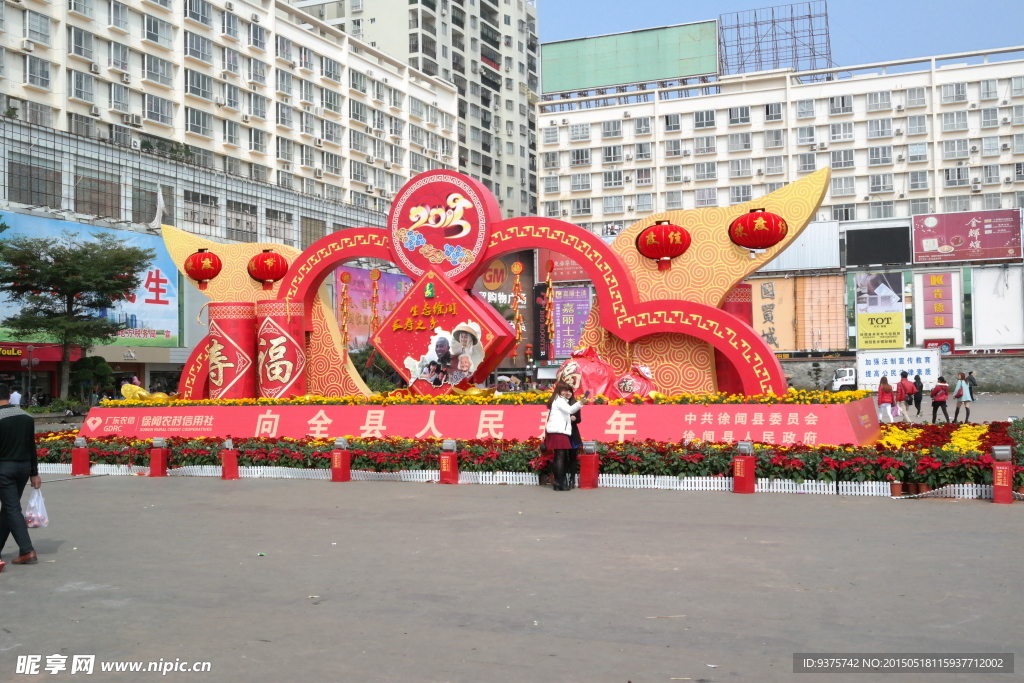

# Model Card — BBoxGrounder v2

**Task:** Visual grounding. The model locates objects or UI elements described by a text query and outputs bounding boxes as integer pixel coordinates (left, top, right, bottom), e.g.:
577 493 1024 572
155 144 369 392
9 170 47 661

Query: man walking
967 371 979 401
9 387 21 407
895 371 919 423
0 383 41 571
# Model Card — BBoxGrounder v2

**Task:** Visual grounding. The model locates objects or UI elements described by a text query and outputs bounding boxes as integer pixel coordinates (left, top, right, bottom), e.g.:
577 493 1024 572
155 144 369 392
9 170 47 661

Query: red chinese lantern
247 249 289 290
728 209 789 256
183 249 223 291
635 221 692 271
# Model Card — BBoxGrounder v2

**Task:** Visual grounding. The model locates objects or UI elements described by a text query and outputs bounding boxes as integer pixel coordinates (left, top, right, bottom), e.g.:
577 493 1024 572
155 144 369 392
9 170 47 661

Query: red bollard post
331 449 351 482
221 441 240 481
732 455 756 494
439 440 459 484
71 447 90 476
578 441 599 489
148 449 169 477
992 461 1013 504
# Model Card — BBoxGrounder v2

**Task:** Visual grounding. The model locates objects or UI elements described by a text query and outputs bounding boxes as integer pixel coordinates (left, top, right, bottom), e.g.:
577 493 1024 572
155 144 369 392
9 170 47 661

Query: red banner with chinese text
80 398 880 446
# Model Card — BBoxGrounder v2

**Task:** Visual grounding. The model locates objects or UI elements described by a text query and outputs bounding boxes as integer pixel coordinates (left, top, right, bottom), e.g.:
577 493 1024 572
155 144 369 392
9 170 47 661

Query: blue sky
538 0 1024 67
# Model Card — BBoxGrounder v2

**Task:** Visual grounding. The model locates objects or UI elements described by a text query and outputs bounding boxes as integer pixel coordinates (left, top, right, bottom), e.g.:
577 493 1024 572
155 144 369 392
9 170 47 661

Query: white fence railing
36 464 1018 501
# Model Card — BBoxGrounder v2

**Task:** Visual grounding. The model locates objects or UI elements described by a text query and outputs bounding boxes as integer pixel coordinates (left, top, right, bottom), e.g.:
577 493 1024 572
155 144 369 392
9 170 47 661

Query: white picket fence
756 478 835 495
838 481 892 497
34 463 1021 501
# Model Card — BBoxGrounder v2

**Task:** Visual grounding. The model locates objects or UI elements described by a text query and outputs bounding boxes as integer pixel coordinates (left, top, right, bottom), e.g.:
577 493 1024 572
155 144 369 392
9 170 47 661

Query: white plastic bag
24 488 48 528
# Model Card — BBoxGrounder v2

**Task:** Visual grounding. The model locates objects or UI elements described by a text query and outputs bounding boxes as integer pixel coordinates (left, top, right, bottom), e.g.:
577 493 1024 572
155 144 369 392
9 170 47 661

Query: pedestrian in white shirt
9 390 22 407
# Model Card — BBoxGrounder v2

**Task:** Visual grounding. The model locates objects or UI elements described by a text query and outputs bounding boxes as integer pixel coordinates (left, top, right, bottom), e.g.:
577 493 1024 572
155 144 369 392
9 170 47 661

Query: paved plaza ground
1 470 1021 682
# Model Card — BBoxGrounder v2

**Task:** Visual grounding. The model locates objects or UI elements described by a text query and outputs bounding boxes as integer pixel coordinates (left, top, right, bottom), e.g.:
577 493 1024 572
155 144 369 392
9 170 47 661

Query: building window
941 111 968 132
695 188 717 207
797 126 816 145
145 94 173 124
569 123 590 142
110 83 131 111
186 69 213 100
664 165 683 183
983 164 1001 185
544 201 560 218
634 142 652 161
249 23 267 51
144 54 173 86
69 26 94 60
869 173 894 193
866 91 891 111
729 158 751 178
570 173 590 191
600 120 622 139
830 122 853 141
909 171 929 190
728 106 750 125
829 95 852 115
942 139 968 159
69 70 95 102
543 176 559 193
868 145 893 166
25 55 51 88
542 151 559 169
25 10 51 45
602 146 622 163
633 117 651 135
603 170 622 188
764 129 784 148
603 195 623 214
571 198 591 216
636 193 653 212
765 156 784 175
635 168 652 186
906 87 926 107
728 133 751 151
944 167 972 187
249 128 267 153
569 149 591 166
941 82 967 104
982 193 1001 211
694 136 716 154
831 176 856 197
144 15 173 48
797 153 815 172
909 198 932 215
110 41 130 71
907 115 927 135
223 119 239 146
831 149 854 168
666 191 684 209
695 162 717 181
543 127 558 144
832 203 856 221
944 195 971 212
663 113 681 132
869 201 894 219
694 110 715 129
908 142 928 162
665 139 682 158
867 118 892 138
981 108 999 129
765 102 782 122
729 185 752 205
796 99 815 119
186 107 212 136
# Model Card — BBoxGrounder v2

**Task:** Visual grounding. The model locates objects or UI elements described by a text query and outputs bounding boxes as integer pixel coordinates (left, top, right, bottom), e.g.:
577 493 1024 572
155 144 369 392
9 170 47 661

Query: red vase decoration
183 249 223 291
635 221 691 271
728 209 789 256
247 250 289 290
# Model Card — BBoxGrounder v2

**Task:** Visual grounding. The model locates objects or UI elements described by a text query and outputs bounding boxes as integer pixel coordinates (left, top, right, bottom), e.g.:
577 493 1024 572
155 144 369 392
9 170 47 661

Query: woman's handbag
954 385 964 399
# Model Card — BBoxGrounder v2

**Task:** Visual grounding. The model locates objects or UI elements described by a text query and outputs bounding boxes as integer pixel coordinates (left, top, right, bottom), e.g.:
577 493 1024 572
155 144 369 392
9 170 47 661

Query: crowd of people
876 370 978 424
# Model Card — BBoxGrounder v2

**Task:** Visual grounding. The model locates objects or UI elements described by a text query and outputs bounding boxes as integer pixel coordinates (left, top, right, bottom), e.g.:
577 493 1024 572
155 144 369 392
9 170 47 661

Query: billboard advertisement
552 286 591 359
535 248 590 283
0 211 179 346
854 272 905 349
334 266 413 351
912 210 1022 263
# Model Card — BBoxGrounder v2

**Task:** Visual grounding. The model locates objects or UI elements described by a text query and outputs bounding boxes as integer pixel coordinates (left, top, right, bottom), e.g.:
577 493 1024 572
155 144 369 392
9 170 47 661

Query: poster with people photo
403 322 484 387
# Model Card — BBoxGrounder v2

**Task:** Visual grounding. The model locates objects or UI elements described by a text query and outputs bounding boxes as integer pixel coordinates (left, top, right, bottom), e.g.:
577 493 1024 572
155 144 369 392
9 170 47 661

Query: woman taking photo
952 372 973 423
877 376 895 423
544 381 583 491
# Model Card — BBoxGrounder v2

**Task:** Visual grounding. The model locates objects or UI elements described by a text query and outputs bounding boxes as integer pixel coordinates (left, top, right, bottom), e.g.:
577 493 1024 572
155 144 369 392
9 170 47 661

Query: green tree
71 355 115 404
349 345 404 393
0 228 154 399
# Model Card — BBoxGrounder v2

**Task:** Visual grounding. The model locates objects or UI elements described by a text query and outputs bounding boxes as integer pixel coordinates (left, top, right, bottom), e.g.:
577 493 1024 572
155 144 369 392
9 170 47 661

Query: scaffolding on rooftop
718 1 835 79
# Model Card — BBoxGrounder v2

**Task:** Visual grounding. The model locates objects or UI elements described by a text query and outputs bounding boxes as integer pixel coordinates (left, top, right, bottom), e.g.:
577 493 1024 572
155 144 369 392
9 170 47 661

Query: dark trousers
552 450 573 490
0 460 34 557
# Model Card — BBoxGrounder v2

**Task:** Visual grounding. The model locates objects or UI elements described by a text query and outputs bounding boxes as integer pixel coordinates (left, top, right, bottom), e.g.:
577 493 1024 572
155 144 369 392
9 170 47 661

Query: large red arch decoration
186 170 806 399
481 218 786 396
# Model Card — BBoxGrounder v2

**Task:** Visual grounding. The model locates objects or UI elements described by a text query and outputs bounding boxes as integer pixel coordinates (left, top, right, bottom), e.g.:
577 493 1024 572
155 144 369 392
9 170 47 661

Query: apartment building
0 0 459 240
283 0 541 217
537 46 1024 238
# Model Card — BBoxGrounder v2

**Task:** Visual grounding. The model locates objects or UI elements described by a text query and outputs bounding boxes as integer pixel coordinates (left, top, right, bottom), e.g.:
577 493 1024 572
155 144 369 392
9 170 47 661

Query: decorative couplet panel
80 398 880 446
207 302 256 400
256 299 307 398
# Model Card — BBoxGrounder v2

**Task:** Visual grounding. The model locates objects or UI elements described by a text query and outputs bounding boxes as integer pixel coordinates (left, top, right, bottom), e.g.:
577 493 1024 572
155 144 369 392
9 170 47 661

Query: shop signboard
0 211 179 346
921 272 955 329
535 248 590 283
912 210 1022 263
552 286 590 359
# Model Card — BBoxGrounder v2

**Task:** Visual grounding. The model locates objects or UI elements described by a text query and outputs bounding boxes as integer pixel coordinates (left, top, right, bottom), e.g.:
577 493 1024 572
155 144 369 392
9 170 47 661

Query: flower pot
890 482 903 497
1017 486 1024 495
917 483 932 494
905 483 919 495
